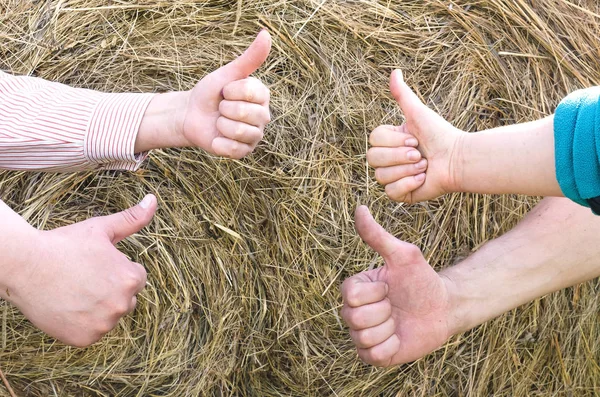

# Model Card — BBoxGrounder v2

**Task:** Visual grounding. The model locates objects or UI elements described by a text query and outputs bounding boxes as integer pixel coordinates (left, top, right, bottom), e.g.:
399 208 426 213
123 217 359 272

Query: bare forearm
0 201 39 299
456 116 562 196
443 197 600 335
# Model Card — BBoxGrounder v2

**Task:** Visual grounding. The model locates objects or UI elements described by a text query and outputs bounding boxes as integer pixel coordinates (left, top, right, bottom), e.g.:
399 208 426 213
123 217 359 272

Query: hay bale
0 0 599 395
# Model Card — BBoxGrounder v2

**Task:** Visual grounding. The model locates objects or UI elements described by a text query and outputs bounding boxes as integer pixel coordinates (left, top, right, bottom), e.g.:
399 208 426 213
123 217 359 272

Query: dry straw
0 0 599 396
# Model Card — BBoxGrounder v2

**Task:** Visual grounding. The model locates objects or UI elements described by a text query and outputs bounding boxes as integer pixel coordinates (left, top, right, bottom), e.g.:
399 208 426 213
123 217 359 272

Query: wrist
439 266 474 336
439 230 543 336
0 226 45 302
135 91 191 152
444 129 468 194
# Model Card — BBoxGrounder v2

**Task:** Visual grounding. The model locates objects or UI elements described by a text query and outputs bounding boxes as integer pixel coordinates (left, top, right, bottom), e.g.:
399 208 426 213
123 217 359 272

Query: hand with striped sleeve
135 30 272 159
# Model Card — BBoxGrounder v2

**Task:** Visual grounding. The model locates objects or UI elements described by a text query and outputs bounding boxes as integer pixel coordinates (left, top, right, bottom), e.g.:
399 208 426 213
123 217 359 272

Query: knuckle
97 320 115 335
345 288 361 307
122 273 139 290
371 126 385 138
368 132 379 146
113 300 130 316
368 349 390 367
386 183 411 204
138 266 148 286
123 268 145 291
340 305 351 324
121 208 141 226
235 124 246 139
238 104 248 119
384 184 398 199
404 244 422 260
229 141 241 157
345 309 362 328
256 128 265 142
356 329 372 347
374 168 385 184
243 86 255 102
341 278 352 298
366 148 375 164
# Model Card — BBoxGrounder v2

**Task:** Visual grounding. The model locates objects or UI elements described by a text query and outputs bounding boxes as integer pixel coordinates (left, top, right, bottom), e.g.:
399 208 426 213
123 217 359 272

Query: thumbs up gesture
341 206 453 366
367 69 465 203
7 195 157 348
134 30 272 158
180 30 272 158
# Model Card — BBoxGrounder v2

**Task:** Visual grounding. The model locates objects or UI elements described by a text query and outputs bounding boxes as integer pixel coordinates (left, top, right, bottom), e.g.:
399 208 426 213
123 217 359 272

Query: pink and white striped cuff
85 92 156 171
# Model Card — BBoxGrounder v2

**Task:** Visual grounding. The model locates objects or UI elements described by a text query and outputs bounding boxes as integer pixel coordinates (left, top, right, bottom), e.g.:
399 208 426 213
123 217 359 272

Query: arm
455 116 561 196
340 197 600 367
443 196 600 334
0 30 271 172
0 200 40 294
367 69 564 202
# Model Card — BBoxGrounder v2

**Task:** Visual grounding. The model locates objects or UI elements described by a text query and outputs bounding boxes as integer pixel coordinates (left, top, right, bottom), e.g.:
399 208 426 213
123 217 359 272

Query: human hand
6 195 157 348
177 30 272 158
341 206 453 366
367 69 466 203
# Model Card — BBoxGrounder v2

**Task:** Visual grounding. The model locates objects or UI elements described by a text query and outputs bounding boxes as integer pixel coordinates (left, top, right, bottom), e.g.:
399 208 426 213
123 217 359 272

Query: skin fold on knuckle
341 278 353 300
357 348 381 366
347 308 372 329
366 149 377 166
374 168 387 185
123 270 143 293
345 286 363 307
340 305 354 326
121 208 141 226
97 320 115 336
237 103 249 120
235 124 246 140
112 299 130 316
244 85 255 102
366 346 393 367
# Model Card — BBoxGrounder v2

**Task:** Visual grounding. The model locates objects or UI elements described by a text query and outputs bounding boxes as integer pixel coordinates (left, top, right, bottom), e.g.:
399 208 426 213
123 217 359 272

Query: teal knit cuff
554 87 600 213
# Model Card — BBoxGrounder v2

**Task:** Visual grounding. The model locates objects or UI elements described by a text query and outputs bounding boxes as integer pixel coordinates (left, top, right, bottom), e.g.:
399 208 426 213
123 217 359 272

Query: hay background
0 0 599 395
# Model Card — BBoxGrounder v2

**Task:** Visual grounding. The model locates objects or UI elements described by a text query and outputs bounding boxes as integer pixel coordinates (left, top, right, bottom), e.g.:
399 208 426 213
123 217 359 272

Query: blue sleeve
554 87 600 212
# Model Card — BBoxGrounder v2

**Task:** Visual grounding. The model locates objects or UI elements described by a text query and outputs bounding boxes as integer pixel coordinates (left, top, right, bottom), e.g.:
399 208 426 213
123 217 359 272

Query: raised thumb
214 29 272 84
389 69 426 115
101 194 157 244
355 206 400 258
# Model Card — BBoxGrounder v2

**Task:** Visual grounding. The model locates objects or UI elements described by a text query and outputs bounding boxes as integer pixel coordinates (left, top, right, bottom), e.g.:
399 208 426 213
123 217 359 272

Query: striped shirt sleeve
0 70 156 172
